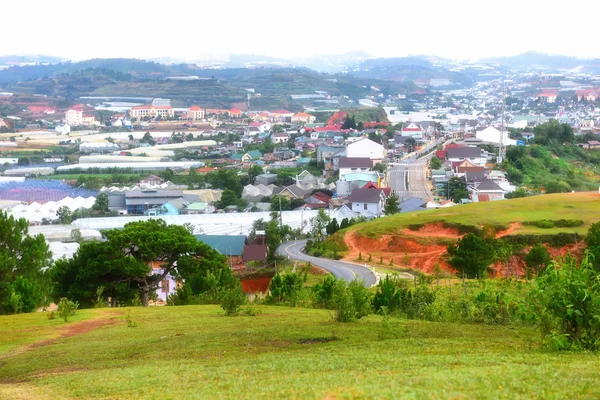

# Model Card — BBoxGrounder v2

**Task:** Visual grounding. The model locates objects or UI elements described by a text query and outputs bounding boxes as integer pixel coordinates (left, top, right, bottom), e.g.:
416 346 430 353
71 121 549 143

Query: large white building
187 106 205 120
129 105 175 120
65 108 83 126
346 138 385 164
475 127 517 146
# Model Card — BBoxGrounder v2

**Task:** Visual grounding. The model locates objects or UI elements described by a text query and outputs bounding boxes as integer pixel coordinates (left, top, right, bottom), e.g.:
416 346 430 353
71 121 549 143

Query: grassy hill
353 192 600 238
1 306 599 399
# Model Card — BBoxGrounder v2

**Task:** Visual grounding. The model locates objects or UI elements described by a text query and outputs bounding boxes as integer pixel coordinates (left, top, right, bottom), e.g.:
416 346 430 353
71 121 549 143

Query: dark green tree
430 156 442 170
215 189 240 210
92 192 110 213
447 233 496 278
0 211 52 314
524 243 553 277
447 176 468 203
56 206 73 224
248 164 263 184
270 195 291 212
383 191 401 215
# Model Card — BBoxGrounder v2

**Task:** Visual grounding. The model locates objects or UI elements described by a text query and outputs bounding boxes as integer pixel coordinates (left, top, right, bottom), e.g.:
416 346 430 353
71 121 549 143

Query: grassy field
1 306 599 399
355 192 600 238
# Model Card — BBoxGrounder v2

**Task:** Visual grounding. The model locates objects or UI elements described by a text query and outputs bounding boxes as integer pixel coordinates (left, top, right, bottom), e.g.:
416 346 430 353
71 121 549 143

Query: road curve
277 240 377 287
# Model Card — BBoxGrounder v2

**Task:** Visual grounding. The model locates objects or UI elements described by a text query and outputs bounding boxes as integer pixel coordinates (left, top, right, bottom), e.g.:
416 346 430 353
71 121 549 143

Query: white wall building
475 127 517 146
65 108 83 126
346 138 385 164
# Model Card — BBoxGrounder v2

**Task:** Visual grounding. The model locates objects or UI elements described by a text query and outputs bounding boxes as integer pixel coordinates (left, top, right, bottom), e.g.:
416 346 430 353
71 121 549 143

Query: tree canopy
447 233 496 278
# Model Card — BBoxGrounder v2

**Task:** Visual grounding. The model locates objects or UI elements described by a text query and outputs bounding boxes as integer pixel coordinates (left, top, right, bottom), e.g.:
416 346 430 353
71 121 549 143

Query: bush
220 286 246 316
331 280 371 323
523 219 584 229
529 254 600 350
57 298 79 322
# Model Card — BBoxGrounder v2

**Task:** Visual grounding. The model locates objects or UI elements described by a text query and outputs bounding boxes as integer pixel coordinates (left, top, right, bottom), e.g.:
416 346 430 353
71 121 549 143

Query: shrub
125 310 138 327
46 311 56 320
529 254 600 350
57 298 79 322
331 280 371 323
220 286 246 316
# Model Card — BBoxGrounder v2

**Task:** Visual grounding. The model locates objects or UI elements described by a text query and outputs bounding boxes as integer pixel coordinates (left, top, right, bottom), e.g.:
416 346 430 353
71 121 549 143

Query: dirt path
496 222 520 238
0 316 120 361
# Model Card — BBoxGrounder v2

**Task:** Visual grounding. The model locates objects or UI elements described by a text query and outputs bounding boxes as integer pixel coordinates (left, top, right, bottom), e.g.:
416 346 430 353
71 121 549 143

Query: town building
338 157 372 180
187 106 205 120
345 138 385 164
346 188 386 216
291 112 316 124
446 147 487 167
129 105 175 120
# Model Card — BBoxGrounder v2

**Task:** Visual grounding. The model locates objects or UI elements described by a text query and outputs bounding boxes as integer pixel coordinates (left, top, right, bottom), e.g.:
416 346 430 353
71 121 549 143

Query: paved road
277 240 377 287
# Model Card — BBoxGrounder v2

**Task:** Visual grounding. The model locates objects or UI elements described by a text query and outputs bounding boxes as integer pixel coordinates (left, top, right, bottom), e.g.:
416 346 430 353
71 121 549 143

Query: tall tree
56 206 73 224
0 211 52 314
102 219 209 306
270 195 291 212
93 192 110 213
447 176 468 203
430 156 442 170
310 209 331 241
447 233 496 278
383 191 401 215
248 164 263 184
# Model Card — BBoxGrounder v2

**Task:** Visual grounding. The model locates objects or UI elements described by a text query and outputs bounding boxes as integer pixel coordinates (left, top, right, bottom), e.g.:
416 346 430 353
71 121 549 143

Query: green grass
1 306 599 399
355 192 600 238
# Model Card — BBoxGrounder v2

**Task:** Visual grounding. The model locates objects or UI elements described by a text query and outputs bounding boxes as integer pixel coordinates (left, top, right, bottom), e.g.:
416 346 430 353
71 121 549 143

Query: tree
310 209 331 241
56 206 73 224
524 243 552 278
405 137 417 153
447 233 496 278
0 211 51 314
533 120 575 145
430 156 442 170
506 187 527 199
215 189 239 210
141 132 155 145
585 222 600 270
372 163 386 173
383 191 401 215
128 134 134 141
248 164 263 184
92 192 109 213
183 223 195 234
270 195 291 212
102 219 220 306
341 114 357 130
447 176 468 203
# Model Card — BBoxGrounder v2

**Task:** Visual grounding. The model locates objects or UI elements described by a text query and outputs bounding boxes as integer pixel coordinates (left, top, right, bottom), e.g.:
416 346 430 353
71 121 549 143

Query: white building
346 188 386 216
346 138 385 164
65 108 83 126
187 106 205 120
271 132 290 144
338 157 372 180
446 147 487 167
475 127 517 146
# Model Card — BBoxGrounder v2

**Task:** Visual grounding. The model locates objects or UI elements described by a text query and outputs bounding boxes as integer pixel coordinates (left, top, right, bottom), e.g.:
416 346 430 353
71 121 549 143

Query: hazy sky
4 0 599 61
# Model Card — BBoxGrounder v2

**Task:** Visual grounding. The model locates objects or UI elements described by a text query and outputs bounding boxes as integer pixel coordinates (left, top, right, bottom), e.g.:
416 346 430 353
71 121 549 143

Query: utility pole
498 81 506 165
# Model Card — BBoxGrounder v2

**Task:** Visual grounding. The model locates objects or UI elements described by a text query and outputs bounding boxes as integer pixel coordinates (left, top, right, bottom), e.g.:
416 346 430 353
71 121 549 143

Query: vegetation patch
523 219 584 229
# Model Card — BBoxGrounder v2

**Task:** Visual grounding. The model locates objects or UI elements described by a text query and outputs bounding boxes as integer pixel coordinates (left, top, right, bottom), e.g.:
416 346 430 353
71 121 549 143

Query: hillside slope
327 192 599 273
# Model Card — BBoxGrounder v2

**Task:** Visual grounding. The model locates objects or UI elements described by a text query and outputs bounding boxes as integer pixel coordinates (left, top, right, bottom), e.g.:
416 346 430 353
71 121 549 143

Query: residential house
346 138 385 164
304 191 331 208
470 179 505 201
271 132 290 144
522 132 535 141
537 89 558 104
346 188 386 216
446 147 487 167
278 184 306 199
338 157 372 179
248 121 271 133
240 150 263 163
144 200 183 216
196 235 246 264
187 106 205 120
28 106 56 114
575 88 600 102
475 126 517 146
291 112 316 124
183 202 216 214
578 140 600 150
255 173 277 185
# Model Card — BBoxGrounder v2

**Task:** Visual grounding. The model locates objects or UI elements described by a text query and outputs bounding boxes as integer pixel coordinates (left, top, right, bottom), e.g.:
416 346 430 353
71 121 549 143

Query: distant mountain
480 52 600 72
292 51 371 73
0 54 65 66
350 56 473 88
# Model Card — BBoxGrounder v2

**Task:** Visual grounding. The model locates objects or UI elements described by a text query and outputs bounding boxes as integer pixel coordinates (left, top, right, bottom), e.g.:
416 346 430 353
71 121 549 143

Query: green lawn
1 306 599 399
356 192 600 238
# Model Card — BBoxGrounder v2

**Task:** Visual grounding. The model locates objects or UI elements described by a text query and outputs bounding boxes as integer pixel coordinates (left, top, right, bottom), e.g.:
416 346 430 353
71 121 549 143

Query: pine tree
383 191 401 215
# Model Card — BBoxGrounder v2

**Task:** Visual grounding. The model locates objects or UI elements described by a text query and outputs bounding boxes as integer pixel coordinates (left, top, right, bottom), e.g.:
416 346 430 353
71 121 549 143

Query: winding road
277 240 377 287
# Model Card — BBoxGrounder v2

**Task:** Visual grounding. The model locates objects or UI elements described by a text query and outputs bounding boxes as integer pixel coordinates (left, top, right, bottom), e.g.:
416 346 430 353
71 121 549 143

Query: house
338 157 372 179
55 123 71 135
401 122 423 139
248 122 271 133
187 106 205 120
183 202 216 214
578 140 600 150
537 89 558 104
129 105 174 120
471 179 505 201
241 150 263 163
399 197 427 213
278 185 306 199
575 88 600 102
28 106 55 114
425 200 441 209
522 132 535 141
446 147 486 167
255 173 278 185
304 191 331 207
144 201 182 216
271 132 290 144
124 190 185 215
346 138 385 164
346 188 386 216
229 109 243 118
195 235 246 263
270 109 294 123
141 175 165 186
291 112 316 124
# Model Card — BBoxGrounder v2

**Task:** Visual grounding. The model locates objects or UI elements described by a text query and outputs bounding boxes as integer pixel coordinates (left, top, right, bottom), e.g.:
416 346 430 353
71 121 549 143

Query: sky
3 0 600 62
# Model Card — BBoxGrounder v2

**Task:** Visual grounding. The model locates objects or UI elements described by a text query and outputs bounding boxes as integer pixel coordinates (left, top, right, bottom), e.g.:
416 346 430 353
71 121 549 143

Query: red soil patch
496 222 520 238
402 223 460 238
240 277 272 294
